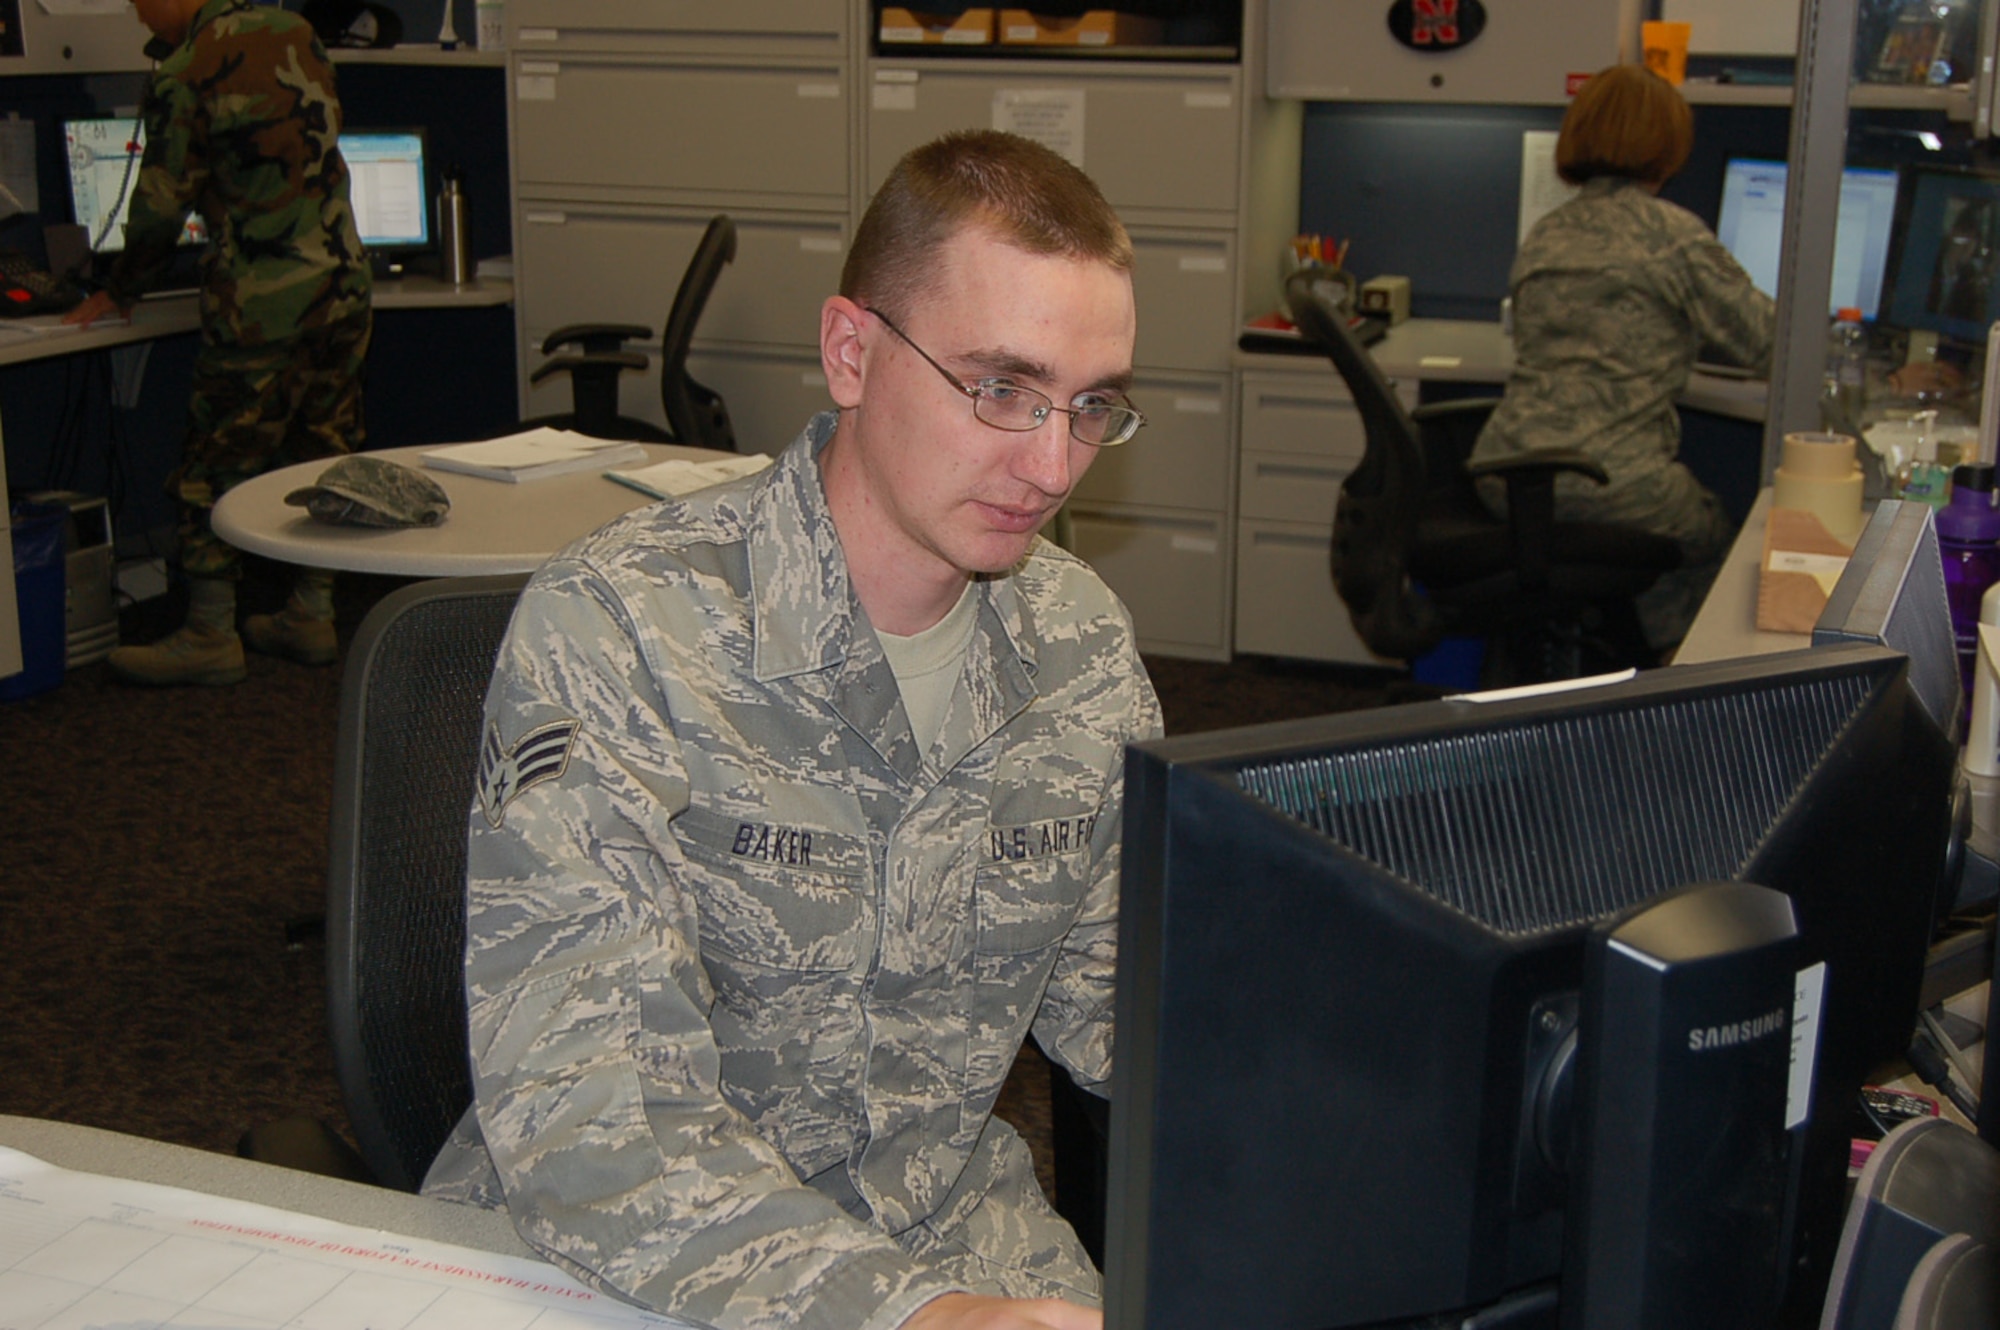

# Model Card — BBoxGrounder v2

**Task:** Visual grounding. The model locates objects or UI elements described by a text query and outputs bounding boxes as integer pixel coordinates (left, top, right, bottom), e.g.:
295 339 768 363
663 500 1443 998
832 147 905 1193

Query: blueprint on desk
0 1145 687 1330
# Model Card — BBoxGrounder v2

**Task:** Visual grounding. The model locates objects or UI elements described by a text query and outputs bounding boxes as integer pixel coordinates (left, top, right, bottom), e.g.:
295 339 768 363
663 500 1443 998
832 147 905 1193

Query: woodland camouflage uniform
423 414 1164 1330
105 0 372 581
1471 175 1775 647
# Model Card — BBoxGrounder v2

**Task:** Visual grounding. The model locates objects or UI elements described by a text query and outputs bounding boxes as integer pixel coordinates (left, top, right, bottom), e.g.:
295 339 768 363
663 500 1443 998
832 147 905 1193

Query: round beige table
211 442 722 576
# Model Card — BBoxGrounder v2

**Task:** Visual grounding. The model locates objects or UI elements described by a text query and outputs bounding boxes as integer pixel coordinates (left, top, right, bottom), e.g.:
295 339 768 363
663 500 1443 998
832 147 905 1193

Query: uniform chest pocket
973 850 1090 958
674 805 871 975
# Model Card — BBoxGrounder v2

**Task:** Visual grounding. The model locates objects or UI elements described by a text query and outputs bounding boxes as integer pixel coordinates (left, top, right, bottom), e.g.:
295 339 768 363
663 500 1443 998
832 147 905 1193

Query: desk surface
1237 317 1770 422
0 1114 530 1256
212 441 724 577
0 275 513 369
1673 489 1814 666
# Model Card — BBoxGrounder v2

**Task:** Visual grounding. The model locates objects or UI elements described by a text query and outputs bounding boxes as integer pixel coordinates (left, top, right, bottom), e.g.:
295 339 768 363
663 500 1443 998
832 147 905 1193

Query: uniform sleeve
1678 229 1777 375
104 70 204 306
1029 632 1164 1093
466 561 965 1330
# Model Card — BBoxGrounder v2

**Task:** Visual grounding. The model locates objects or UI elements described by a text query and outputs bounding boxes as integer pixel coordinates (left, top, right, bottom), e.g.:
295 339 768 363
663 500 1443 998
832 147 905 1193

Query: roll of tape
1774 432 1864 544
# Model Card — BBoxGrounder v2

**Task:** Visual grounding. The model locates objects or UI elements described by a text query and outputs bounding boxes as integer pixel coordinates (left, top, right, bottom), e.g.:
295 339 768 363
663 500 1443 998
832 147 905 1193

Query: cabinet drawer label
798 83 841 99
524 212 567 226
516 27 557 42
517 74 557 101
1183 90 1233 109
1177 255 1227 274
799 236 843 254
1173 396 1222 415
992 90 1086 169
1171 534 1219 555
874 84 918 111
801 371 828 387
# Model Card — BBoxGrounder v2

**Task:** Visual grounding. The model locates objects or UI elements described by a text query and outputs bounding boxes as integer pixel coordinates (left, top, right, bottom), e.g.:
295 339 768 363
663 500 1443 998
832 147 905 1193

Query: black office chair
1284 269 1683 685
526 213 739 451
242 574 526 1190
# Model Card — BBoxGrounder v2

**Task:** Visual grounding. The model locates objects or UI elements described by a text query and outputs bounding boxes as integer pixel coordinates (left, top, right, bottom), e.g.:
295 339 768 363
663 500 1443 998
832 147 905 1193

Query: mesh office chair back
325 573 529 1192
523 213 739 450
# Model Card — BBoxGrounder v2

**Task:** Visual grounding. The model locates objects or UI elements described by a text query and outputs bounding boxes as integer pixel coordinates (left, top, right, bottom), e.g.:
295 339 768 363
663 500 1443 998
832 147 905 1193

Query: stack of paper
421 428 648 483
606 452 774 499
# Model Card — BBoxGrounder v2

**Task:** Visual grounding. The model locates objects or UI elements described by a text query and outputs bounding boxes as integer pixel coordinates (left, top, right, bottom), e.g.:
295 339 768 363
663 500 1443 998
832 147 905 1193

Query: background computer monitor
1107 645 1956 1330
1881 164 2000 345
341 127 432 260
1716 157 1901 319
63 116 207 253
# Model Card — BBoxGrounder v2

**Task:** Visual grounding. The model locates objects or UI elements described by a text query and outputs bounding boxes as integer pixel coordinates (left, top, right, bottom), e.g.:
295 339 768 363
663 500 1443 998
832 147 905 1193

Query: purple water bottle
1936 463 2000 721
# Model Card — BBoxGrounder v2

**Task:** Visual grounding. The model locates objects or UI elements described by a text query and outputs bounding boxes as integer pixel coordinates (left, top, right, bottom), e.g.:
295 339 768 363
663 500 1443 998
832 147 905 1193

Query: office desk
211 442 722 577
1673 490 1811 665
0 1114 530 1254
0 277 517 680
0 1114 707 1327
0 275 513 370
1237 316 1771 422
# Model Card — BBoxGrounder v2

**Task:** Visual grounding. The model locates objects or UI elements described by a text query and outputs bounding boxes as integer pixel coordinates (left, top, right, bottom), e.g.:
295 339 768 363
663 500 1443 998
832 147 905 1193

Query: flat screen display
63 117 207 253
1881 165 2000 345
1715 157 1901 319
341 129 430 252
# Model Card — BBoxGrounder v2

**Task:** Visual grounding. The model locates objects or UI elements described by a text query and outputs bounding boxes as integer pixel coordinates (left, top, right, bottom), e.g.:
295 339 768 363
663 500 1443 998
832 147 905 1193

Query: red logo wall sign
1387 0 1488 51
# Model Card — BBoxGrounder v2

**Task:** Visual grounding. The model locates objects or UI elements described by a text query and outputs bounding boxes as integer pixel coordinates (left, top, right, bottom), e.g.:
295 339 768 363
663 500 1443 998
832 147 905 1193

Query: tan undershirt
877 581 979 754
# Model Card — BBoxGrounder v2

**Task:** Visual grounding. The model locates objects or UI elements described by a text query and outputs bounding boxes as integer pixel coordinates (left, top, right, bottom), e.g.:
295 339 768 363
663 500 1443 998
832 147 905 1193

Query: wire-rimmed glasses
867 307 1146 446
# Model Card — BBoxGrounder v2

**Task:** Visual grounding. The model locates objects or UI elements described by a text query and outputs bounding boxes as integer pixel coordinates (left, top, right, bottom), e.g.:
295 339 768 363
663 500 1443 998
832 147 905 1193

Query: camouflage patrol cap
284 455 451 528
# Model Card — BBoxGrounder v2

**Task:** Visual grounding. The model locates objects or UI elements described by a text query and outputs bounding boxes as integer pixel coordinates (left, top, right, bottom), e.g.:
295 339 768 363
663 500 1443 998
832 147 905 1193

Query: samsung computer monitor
63 116 207 254
1108 646 1957 1330
1716 157 1901 319
1881 165 2000 346
340 127 431 266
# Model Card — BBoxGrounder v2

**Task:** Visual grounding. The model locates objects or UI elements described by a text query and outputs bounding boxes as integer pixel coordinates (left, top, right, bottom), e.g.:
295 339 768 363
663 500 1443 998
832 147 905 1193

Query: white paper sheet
1518 131 1578 246
0 1145 685 1329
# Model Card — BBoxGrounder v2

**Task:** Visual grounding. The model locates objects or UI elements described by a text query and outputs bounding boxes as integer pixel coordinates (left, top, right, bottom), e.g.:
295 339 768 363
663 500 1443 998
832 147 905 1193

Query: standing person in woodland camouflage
1471 63 1774 652
67 0 373 686
421 130 1161 1330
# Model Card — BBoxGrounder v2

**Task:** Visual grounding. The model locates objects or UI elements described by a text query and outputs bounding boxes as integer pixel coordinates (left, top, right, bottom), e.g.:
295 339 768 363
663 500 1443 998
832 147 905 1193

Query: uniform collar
744 414 1042 771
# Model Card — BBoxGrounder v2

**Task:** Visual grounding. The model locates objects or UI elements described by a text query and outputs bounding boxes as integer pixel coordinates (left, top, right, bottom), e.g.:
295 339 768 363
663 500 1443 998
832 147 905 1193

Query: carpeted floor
0 563 1433 1203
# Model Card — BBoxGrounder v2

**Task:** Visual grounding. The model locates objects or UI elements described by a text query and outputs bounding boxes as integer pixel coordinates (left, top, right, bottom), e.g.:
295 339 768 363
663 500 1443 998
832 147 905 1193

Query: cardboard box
880 7 996 45
998 10 1164 47
1755 507 1854 634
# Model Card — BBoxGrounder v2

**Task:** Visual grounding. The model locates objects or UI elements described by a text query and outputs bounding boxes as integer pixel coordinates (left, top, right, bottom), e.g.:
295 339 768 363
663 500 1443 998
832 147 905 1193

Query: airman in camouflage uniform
77 0 372 684
1471 66 1774 649
423 133 1161 1330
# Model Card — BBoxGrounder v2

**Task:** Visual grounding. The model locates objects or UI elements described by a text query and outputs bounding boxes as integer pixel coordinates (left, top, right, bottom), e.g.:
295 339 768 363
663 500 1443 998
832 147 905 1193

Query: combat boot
242 606 338 666
107 623 247 686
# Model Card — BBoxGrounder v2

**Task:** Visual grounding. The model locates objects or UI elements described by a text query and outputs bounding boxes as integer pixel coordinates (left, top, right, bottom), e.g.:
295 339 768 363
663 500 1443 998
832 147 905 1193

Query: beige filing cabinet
505 0 855 453
1234 367 1417 665
504 3 1299 660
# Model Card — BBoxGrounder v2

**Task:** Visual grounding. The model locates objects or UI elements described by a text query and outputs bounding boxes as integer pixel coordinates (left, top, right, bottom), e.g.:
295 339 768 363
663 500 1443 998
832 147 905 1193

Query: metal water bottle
436 169 473 286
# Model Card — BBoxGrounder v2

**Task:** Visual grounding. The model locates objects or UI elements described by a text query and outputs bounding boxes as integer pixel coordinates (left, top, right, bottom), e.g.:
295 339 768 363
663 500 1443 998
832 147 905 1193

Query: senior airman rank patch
478 718 580 827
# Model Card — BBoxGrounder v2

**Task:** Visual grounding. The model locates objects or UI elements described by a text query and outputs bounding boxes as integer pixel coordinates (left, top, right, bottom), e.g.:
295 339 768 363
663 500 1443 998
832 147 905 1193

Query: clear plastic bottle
1821 306 1868 438
1937 462 2000 723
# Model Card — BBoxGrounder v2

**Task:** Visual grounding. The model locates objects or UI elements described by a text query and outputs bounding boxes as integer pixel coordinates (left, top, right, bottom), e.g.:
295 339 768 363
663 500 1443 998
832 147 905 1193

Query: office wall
1296 102 1804 321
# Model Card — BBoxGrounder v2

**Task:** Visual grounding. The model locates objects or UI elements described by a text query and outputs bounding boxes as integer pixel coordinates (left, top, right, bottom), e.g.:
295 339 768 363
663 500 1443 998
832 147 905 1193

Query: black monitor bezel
1879 161 2000 346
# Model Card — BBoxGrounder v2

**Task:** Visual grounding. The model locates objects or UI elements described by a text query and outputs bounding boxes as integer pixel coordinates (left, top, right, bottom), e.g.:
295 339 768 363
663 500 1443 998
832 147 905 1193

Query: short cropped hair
1555 64 1693 187
840 129 1134 319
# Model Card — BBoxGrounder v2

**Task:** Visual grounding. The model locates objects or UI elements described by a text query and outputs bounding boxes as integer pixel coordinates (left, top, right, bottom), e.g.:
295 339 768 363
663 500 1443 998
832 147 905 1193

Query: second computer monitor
1715 157 1901 319
341 127 432 259
1880 165 2000 346
63 116 207 253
